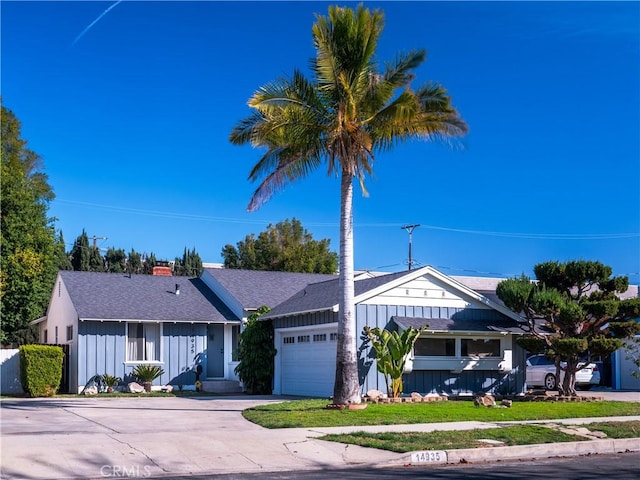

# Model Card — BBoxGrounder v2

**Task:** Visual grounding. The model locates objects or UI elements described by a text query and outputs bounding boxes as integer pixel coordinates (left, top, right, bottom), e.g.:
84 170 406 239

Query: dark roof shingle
59 271 238 322
204 268 337 309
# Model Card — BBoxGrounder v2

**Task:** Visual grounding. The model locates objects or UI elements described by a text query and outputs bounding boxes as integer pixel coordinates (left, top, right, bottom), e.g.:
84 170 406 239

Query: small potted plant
131 365 165 392
103 374 122 393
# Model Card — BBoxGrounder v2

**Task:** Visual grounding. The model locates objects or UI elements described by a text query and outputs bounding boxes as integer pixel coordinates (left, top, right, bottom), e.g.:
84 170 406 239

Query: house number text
411 450 447 464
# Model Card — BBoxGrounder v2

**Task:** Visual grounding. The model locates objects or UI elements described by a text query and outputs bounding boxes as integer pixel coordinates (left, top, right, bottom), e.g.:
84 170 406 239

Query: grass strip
319 425 584 452
319 420 640 453
242 398 640 429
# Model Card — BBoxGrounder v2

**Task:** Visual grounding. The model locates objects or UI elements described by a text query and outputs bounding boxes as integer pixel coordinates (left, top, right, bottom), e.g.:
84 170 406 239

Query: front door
207 324 224 378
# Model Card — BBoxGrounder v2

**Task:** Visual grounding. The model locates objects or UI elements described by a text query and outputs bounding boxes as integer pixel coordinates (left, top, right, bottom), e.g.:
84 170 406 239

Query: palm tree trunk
332 171 361 405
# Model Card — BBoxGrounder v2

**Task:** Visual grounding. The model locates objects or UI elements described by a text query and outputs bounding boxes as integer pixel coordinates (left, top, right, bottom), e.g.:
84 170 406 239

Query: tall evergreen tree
69 230 91 271
54 231 72 271
1 104 58 344
174 247 203 277
127 249 143 274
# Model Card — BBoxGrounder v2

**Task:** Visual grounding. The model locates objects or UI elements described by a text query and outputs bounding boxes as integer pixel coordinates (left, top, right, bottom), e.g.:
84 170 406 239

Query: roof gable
58 271 238 323
263 266 523 321
202 268 337 310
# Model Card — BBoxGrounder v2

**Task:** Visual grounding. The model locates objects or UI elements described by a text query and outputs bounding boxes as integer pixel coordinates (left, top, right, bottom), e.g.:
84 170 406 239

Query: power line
55 198 639 240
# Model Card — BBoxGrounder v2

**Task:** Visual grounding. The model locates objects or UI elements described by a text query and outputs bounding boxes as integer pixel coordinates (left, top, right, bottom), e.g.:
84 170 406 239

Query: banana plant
364 325 427 398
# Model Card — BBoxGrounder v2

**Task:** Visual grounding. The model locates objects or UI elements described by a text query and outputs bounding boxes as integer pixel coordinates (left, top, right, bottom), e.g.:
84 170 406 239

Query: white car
526 354 601 390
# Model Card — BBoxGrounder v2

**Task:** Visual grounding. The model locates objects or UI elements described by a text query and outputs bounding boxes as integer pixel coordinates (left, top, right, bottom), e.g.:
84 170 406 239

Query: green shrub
19 345 64 397
234 306 275 394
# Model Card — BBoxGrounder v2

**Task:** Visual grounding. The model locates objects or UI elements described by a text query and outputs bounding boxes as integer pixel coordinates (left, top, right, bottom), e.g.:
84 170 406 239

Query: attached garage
615 339 640 390
275 324 337 397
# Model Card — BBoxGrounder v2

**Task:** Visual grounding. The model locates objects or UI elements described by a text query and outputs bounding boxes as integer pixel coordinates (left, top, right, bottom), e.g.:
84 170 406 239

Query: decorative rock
501 399 513 408
366 389 385 400
83 385 98 395
163 385 173 393
128 382 145 393
411 392 423 401
473 393 496 407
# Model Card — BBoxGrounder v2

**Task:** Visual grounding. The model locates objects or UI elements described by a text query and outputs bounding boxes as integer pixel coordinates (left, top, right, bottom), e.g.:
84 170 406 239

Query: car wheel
544 373 557 390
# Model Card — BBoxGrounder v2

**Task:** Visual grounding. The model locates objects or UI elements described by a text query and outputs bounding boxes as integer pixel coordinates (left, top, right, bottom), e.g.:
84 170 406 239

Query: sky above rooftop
2 1 638 283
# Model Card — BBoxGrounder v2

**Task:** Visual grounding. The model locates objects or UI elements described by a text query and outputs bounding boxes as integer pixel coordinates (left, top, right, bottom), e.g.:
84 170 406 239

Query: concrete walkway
1 393 638 479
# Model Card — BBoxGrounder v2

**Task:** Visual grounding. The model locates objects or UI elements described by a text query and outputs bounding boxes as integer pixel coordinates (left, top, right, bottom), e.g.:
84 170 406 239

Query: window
66 325 73 342
330 333 338 341
283 336 295 344
231 325 240 362
127 323 160 362
414 338 455 356
461 339 500 357
44 329 48 343
297 335 310 343
313 334 327 342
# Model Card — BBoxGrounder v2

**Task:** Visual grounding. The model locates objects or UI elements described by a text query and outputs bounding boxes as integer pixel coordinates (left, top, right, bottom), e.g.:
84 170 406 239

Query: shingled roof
262 270 415 318
58 271 238 323
203 268 337 309
392 316 526 333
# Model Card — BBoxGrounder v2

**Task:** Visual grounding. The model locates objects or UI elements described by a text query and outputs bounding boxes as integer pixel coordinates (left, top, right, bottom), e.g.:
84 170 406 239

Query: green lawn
241 398 640 429
319 421 640 452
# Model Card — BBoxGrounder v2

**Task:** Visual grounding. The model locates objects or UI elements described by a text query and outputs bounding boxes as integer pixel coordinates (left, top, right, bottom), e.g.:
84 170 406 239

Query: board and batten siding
77 321 207 392
273 302 525 396
161 323 206 386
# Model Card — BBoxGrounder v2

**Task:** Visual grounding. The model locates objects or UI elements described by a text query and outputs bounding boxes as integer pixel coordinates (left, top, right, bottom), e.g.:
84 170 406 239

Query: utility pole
401 224 420 271
89 236 108 249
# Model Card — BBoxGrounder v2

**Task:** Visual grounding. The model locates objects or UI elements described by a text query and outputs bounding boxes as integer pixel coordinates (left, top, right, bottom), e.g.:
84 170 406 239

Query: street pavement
0 391 638 480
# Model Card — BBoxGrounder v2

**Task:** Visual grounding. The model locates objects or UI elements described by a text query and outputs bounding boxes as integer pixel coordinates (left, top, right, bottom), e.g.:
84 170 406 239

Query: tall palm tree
230 5 467 405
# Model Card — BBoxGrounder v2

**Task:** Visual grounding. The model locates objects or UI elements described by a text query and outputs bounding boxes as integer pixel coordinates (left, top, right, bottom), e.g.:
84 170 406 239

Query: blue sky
2 1 639 283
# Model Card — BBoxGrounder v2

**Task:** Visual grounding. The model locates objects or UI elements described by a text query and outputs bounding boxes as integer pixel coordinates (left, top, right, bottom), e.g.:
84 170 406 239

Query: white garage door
279 325 337 397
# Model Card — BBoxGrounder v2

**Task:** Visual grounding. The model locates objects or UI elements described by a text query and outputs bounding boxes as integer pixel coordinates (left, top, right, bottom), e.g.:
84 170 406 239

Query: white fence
1 349 23 394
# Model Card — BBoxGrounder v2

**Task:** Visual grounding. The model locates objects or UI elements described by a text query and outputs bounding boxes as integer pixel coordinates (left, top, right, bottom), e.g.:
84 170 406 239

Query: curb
402 438 640 466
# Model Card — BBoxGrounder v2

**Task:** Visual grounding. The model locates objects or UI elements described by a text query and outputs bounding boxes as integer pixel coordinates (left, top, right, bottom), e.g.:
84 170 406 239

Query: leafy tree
174 247 203 277
221 218 338 273
1 104 58 344
105 248 127 273
364 324 427 398
230 5 467 404
496 260 640 396
234 306 276 394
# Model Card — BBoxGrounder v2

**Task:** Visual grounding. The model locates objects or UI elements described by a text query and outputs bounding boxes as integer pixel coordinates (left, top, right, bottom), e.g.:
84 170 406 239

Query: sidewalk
1 395 638 479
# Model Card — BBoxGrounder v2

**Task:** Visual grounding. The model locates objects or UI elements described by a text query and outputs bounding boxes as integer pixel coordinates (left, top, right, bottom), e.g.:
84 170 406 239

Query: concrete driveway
1 392 638 479
0 395 401 479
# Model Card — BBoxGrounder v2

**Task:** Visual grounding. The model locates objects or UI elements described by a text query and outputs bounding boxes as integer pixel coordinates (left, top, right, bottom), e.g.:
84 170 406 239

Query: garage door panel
279 326 337 397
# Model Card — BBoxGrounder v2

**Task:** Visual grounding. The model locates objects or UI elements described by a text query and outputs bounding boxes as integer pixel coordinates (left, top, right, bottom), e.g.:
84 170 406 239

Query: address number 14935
411 450 447 464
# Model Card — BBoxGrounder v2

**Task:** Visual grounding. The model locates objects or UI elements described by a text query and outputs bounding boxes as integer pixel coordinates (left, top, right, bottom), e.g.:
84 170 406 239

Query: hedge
19 345 64 397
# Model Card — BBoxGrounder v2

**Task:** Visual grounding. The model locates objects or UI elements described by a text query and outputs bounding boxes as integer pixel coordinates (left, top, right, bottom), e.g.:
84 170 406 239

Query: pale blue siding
273 303 526 396
76 321 207 392
78 321 124 391
161 323 207 385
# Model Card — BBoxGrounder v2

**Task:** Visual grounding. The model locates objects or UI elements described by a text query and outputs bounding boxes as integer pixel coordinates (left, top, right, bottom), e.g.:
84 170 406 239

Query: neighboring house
34 271 239 393
262 266 528 397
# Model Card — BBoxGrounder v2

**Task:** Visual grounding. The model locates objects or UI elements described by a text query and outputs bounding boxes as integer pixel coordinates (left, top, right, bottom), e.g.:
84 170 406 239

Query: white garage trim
274 323 338 396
